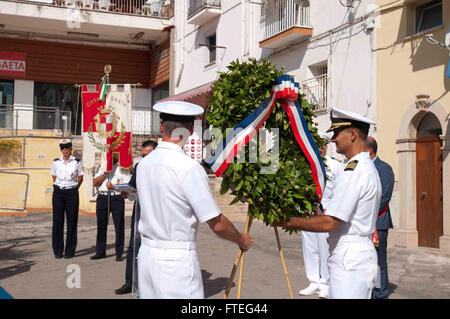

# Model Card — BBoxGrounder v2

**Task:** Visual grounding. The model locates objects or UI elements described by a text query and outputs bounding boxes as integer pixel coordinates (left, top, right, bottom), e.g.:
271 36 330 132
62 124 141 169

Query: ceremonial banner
82 83 133 172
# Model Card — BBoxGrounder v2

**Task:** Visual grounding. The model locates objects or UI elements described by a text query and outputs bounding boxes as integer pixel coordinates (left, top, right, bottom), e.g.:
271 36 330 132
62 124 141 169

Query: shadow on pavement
74 244 119 258
0 236 43 280
202 269 234 298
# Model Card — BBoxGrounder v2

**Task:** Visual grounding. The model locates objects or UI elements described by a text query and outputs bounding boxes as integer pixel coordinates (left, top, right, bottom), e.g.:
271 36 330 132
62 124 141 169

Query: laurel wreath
206 58 325 229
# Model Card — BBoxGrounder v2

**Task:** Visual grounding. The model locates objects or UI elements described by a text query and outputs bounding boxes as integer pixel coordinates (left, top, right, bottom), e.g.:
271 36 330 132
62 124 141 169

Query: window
415 0 442 34
33 82 81 134
0 80 14 128
207 34 216 64
151 81 169 135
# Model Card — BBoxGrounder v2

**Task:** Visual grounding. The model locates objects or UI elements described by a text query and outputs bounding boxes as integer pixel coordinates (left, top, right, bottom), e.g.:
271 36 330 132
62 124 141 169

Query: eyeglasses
60 146 71 150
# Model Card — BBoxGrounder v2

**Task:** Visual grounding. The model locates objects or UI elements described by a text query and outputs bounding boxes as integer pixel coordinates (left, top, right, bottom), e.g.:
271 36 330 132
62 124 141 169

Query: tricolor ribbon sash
99 74 109 101
372 204 389 247
206 75 327 202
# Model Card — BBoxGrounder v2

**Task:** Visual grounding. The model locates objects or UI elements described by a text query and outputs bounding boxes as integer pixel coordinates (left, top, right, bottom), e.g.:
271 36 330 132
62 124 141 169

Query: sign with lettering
0 51 26 77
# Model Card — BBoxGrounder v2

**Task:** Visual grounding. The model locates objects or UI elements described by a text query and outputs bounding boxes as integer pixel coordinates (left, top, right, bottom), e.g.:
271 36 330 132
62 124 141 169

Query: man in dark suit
366 136 394 299
115 140 158 295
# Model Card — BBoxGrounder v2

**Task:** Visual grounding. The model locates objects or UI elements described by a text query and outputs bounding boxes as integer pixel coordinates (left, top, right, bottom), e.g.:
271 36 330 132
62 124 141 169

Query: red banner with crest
81 84 133 172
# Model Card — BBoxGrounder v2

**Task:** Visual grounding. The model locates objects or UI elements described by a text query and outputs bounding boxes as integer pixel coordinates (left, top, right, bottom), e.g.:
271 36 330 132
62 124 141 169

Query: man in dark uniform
50 139 84 259
91 153 131 261
115 140 158 295
366 136 394 299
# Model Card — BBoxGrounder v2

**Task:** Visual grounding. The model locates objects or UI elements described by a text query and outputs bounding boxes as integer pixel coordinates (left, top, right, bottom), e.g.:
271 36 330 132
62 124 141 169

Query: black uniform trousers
52 186 79 256
95 194 125 257
125 200 141 287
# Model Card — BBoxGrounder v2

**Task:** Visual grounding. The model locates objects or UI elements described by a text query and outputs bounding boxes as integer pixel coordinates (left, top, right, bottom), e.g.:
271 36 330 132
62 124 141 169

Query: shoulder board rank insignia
344 160 358 171
75 157 80 162
54 158 59 161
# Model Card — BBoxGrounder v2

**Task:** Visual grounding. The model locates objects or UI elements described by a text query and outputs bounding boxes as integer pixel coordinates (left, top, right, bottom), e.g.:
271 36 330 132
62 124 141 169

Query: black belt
54 185 77 190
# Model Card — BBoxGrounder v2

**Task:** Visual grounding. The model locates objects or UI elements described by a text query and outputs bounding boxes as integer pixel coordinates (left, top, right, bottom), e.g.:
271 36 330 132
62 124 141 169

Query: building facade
0 0 173 214
376 0 449 254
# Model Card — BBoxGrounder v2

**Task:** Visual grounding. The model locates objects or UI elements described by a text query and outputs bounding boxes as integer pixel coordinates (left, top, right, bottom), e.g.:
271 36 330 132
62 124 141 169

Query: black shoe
115 255 123 262
90 253 106 260
115 284 132 295
64 253 75 259
54 254 63 259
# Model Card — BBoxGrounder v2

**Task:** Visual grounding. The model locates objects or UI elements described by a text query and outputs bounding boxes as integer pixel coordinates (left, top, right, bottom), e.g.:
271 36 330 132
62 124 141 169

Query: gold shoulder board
344 160 358 171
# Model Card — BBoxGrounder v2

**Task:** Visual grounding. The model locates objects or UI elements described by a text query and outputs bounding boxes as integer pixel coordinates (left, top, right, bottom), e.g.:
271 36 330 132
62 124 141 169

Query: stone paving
0 212 450 299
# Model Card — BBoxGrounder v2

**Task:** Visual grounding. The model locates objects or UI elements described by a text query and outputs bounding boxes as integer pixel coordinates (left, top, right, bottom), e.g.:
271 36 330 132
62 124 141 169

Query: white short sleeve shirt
137 142 221 243
94 164 131 193
325 152 381 238
50 155 84 188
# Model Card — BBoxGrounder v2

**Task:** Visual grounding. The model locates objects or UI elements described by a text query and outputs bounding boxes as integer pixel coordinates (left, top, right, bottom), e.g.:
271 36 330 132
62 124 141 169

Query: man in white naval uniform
275 107 381 299
299 132 342 298
136 101 253 299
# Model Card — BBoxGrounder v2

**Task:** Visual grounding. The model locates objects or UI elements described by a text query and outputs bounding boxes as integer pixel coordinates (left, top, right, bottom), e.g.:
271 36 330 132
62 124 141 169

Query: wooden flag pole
223 215 253 299
274 226 294 299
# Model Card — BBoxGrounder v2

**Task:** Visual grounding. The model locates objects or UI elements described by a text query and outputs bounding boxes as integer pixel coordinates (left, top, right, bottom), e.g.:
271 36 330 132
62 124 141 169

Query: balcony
0 0 173 48
8 0 174 17
187 0 221 25
300 74 328 113
259 0 312 49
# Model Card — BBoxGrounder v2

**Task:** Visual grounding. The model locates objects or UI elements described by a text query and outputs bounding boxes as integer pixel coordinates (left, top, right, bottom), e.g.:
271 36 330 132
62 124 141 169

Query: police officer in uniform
91 153 131 261
275 107 381 299
50 139 84 259
299 132 342 298
136 101 253 299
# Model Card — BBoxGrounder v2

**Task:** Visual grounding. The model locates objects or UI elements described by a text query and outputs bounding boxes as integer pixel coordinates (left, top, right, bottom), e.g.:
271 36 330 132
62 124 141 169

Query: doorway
416 113 443 248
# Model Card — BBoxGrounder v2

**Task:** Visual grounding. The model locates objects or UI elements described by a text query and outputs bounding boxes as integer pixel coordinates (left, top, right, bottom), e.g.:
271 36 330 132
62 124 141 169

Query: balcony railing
301 74 328 113
261 0 311 40
19 0 174 17
0 105 72 135
188 0 221 19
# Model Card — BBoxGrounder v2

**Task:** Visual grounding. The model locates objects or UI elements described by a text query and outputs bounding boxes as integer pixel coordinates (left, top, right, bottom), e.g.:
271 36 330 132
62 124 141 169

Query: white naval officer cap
326 107 376 133
318 132 331 144
153 101 204 122
59 139 72 148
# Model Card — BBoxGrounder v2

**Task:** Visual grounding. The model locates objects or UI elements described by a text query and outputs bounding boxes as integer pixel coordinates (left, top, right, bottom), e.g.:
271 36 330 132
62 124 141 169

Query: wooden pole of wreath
274 226 294 299
223 216 295 299
223 215 253 299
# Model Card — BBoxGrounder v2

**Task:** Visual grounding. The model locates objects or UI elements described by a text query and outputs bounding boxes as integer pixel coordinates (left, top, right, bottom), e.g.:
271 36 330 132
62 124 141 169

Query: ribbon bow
206 75 326 202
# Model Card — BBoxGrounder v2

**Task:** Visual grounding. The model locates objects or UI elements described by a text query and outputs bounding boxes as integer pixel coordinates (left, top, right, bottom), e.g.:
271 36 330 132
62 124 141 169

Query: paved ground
0 211 450 299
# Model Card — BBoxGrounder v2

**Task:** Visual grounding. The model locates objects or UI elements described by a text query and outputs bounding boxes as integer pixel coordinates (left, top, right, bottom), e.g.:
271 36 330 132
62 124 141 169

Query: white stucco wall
172 0 378 156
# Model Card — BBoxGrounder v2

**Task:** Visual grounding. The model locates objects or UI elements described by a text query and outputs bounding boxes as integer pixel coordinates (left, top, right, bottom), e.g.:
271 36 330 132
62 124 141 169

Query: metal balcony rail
187 0 221 19
0 104 72 136
300 74 328 113
20 0 173 17
261 0 311 40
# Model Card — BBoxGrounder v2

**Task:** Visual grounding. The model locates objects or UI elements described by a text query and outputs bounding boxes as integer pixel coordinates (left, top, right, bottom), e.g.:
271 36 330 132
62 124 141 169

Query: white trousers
301 231 330 290
328 236 378 299
137 238 204 299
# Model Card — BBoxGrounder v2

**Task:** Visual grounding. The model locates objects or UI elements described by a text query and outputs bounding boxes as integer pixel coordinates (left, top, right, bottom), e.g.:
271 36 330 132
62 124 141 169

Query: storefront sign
0 51 26 77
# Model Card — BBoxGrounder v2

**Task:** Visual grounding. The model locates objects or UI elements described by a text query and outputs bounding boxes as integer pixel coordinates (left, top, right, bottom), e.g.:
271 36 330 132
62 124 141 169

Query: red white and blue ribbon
206 75 327 202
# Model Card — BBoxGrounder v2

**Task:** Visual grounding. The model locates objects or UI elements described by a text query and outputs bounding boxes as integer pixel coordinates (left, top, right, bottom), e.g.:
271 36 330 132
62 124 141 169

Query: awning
156 81 215 109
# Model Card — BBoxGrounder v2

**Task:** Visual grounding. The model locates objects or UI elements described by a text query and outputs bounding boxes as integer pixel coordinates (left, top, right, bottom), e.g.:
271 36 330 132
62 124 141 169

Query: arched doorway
395 97 450 254
416 113 443 248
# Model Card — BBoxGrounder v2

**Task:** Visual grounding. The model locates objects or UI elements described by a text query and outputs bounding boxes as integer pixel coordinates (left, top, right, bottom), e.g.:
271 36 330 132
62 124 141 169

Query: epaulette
344 160 358 171
74 157 80 162
54 158 60 162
